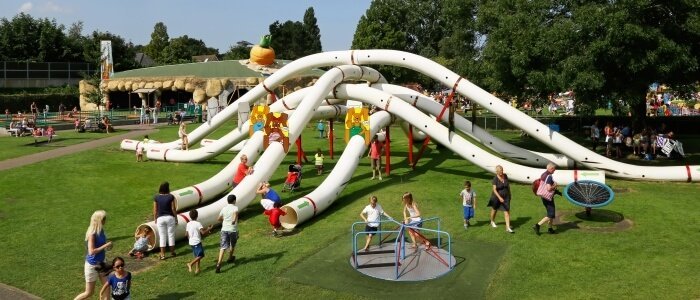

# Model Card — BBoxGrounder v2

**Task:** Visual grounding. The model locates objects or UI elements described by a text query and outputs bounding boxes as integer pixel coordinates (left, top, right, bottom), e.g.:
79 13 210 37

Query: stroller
283 164 302 192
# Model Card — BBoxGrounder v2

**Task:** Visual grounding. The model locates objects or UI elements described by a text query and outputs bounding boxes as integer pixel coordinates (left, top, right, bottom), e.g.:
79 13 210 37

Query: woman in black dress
487 165 514 233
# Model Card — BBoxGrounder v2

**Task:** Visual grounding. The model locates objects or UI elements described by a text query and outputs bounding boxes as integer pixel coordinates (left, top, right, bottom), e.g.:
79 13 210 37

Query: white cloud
18 2 33 13
39 1 71 13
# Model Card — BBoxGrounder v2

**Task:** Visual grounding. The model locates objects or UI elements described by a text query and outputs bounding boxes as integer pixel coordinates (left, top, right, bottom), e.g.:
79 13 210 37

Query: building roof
192 55 220 63
112 59 324 79
134 52 156 68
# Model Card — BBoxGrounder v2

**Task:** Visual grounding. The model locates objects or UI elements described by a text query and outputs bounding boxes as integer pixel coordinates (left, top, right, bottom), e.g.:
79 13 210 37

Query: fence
0 61 95 88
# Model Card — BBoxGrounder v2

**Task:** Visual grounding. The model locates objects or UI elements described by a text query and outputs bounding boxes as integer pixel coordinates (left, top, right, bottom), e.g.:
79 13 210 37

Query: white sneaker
490 221 497 228
507 228 515 233
464 224 468 229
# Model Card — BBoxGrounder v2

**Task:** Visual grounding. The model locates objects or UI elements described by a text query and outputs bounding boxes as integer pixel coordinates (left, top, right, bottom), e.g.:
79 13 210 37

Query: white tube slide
372 84 574 168
146 104 346 162
334 84 604 184
280 112 391 228
136 65 384 249
342 50 698 181
200 139 247 152
280 83 602 229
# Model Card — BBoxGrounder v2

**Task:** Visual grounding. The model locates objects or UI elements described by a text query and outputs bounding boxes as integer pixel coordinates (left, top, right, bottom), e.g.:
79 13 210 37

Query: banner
100 40 114 80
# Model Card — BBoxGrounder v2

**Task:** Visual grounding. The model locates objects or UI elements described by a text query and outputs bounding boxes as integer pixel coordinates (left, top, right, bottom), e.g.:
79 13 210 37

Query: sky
0 0 373 52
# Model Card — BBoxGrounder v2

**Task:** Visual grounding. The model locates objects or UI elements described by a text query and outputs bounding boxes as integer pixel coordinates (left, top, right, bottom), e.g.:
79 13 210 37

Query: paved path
0 125 158 171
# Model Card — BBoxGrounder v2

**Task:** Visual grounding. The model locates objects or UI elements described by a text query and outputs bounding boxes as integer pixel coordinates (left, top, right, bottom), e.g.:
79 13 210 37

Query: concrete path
0 125 158 171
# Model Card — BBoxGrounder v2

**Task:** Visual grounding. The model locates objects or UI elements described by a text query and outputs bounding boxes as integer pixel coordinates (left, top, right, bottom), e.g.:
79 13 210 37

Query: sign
100 40 113 80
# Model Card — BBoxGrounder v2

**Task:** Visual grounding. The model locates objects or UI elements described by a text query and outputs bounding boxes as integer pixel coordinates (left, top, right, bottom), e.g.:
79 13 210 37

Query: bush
0 93 79 113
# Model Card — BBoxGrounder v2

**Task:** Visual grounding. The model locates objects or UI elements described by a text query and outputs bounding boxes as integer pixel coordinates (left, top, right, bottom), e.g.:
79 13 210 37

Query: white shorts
261 199 275 210
83 261 100 283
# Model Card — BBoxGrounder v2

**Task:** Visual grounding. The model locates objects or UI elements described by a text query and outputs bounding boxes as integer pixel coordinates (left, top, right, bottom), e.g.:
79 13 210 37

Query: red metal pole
408 125 414 169
384 126 391 176
329 119 334 160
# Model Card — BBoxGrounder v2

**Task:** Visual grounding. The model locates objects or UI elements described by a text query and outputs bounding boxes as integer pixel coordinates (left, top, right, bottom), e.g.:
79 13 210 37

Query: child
317 120 325 138
99 257 131 300
185 209 213 274
315 148 324 175
264 202 287 236
136 146 145 162
360 195 392 251
129 227 150 259
256 182 281 210
460 180 476 229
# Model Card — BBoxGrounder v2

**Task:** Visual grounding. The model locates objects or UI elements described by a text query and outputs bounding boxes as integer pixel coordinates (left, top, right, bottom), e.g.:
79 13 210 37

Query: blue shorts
220 231 238 250
463 206 474 220
191 243 204 258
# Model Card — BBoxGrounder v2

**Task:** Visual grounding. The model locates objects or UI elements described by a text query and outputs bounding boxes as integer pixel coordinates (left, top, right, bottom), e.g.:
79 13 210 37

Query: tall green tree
477 0 700 126
223 41 252 60
144 22 170 64
82 30 139 73
303 7 322 54
0 13 79 62
161 35 219 64
269 20 307 60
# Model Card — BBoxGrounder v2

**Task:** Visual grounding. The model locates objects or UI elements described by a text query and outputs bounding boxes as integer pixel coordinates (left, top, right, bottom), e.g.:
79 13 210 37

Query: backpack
532 179 541 195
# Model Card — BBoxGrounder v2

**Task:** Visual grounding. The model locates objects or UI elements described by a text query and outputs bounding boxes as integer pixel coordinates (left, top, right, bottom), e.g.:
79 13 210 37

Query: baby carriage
283 164 302 192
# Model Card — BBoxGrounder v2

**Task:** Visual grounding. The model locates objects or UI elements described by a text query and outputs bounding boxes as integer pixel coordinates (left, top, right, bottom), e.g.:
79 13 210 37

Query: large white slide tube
372 84 574 168
344 50 698 181
280 112 391 228
136 65 383 248
334 84 604 184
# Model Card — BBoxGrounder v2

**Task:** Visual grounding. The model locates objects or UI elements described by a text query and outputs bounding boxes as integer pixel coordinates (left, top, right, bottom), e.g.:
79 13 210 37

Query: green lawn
0 123 698 299
0 129 119 161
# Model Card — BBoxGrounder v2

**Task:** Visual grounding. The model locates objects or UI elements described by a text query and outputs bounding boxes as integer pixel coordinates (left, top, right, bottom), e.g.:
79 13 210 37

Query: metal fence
0 61 95 80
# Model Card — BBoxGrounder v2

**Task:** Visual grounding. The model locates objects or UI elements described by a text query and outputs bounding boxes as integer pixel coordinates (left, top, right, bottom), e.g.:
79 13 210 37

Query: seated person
174 111 182 124
84 118 92 129
101 116 112 133
8 121 21 137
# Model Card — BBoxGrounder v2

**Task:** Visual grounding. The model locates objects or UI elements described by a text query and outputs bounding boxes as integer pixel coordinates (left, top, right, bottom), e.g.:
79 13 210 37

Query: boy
359 196 392 251
315 148 324 175
216 195 239 273
185 209 213 274
460 180 476 229
264 202 287 236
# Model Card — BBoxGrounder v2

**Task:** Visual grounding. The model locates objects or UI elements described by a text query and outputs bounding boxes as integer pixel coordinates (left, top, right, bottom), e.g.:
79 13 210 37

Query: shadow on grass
149 291 196 300
199 251 287 274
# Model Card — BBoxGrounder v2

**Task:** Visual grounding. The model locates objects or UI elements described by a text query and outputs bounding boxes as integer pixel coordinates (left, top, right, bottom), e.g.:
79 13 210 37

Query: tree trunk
629 91 648 132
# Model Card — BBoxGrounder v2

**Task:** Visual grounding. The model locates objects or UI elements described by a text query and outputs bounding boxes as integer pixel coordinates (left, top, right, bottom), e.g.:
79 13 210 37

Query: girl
315 148 324 175
179 122 189 150
368 135 383 180
99 257 131 300
74 210 113 300
402 192 422 248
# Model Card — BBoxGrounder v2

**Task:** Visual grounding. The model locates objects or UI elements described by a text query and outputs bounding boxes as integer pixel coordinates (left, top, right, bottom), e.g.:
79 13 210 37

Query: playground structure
350 217 454 281
121 50 698 252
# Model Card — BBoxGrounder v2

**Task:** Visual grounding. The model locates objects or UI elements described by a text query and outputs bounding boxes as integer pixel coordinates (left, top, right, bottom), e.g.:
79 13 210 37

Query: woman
74 210 112 300
153 182 177 260
487 165 514 233
179 122 189 150
402 192 422 248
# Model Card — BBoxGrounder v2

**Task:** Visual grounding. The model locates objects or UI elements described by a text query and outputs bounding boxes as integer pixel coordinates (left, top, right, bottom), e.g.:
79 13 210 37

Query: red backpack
532 179 541 195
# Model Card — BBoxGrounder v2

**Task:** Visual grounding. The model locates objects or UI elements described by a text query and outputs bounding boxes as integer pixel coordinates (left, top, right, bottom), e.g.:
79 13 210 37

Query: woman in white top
179 122 189 150
402 192 422 249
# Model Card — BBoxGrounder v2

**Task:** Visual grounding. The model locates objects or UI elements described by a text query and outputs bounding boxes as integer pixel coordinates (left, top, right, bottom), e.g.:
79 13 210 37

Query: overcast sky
0 0 373 52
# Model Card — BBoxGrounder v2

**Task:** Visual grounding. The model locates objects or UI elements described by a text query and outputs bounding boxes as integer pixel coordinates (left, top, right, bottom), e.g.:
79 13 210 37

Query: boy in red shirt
264 202 286 236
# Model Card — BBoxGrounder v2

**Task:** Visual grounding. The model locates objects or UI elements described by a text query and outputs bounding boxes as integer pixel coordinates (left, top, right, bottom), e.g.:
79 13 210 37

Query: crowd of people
591 120 684 160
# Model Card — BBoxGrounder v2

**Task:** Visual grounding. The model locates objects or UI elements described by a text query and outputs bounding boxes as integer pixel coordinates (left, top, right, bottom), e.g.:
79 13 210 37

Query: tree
144 22 170 64
161 35 219 64
82 30 139 72
0 13 79 62
476 0 700 127
303 7 322 53
223 41 252 60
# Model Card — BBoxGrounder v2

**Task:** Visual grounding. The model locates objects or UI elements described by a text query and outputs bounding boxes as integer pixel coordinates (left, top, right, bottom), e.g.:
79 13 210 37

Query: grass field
0 129 117 161
0 122 698 299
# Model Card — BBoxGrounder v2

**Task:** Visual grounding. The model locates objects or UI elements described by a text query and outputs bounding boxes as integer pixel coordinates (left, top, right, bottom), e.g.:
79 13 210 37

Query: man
216 195 239 273
533 163 558 235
